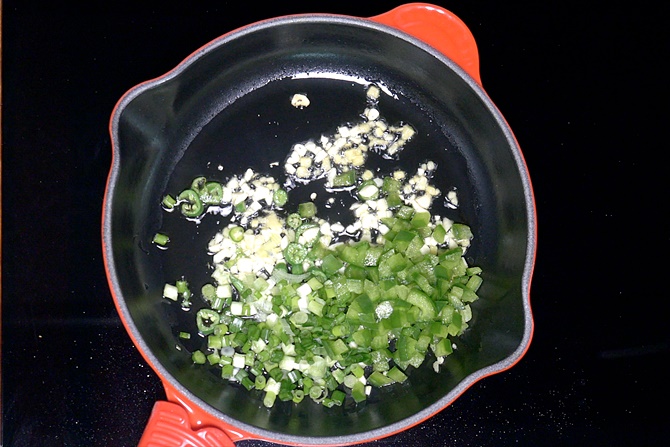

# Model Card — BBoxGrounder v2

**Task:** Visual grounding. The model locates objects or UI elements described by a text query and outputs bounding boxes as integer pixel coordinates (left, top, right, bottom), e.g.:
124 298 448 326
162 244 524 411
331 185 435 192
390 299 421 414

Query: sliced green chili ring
273 188 289 207
190 176 208 195
284 242 308 265
286 213 302 229
202 181 223 204
295 223 320 247
196 309 220 335
229 226 245 242
192 350 206 365
178 189 204 217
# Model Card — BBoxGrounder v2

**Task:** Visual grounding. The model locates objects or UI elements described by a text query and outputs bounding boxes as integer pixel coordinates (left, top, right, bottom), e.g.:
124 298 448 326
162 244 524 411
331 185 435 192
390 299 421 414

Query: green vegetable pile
161 189 481 408
155 84 482 409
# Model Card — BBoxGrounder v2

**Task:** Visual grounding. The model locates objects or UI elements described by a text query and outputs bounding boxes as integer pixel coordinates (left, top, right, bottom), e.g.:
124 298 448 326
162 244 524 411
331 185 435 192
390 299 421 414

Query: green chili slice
190 176 208 195
178 189 204 217
283 242 308 265
273 188 289 207
286 213 302 229
192 350 206 365
229 226 244 242
202 181 223 204
196 309 220 335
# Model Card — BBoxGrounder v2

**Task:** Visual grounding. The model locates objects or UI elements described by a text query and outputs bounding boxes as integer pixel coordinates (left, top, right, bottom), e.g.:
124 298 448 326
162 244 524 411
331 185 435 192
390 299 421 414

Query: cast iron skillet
103 4 536 446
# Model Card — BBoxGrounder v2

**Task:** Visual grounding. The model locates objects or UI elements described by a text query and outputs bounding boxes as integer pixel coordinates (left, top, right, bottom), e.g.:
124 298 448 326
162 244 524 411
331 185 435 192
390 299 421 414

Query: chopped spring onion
203 181 223 204
162 194 177 210
152 232 169 246
297 202 317 218
286 213 302 229
162 283 179 301
332 170 356 187
192 350 206 365
191 176 208 195
357 180 380 201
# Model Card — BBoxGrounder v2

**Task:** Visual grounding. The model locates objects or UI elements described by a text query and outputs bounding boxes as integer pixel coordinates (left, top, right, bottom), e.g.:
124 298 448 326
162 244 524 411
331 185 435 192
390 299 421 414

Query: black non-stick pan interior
106 15 533 443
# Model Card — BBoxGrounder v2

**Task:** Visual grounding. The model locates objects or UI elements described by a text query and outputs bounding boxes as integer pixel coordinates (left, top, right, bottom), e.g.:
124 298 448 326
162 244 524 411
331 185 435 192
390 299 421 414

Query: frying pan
103 3 536 446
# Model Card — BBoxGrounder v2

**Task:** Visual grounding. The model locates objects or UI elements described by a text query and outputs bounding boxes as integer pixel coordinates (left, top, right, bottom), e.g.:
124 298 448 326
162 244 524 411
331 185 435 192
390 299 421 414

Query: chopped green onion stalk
192 350 206 365
273 189 289 207
162 194 177 210
298 202 317 218
152 232 169 246
332 170 355 187
229 226 244 242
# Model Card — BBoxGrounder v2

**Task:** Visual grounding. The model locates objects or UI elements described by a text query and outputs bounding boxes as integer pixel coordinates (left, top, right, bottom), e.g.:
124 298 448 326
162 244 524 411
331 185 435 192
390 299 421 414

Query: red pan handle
139 382 252 447
370 3 482 86
138 401 235 447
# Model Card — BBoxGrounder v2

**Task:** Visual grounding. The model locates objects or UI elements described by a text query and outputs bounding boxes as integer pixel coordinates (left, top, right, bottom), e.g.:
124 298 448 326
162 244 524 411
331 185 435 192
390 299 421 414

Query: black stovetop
2 1 668 446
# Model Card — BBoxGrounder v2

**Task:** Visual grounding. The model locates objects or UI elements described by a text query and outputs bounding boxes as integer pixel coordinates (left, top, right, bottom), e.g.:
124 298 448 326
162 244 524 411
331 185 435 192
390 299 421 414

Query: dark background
2 1 667 446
